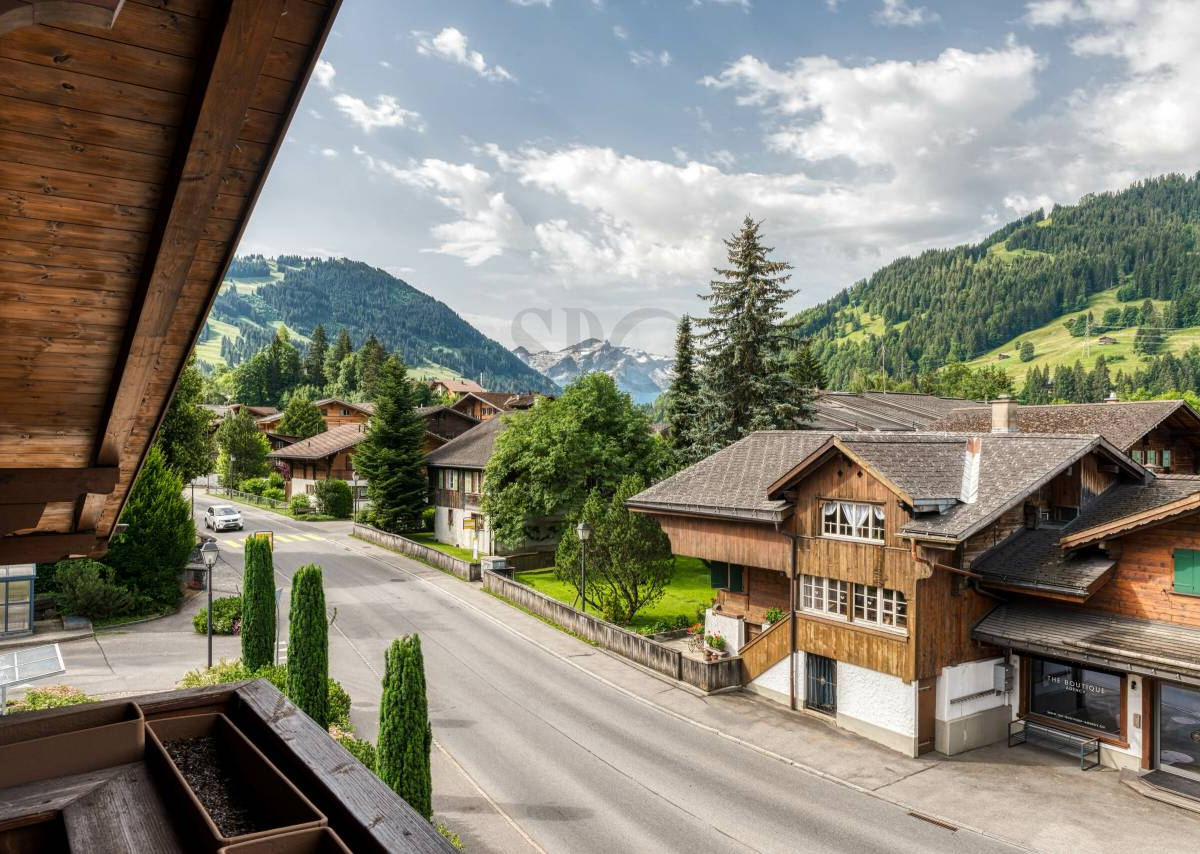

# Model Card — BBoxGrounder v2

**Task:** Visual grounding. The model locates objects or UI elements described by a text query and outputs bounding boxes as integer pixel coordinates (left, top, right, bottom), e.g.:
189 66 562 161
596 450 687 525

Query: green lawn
403 531 479 563
516 556 715 632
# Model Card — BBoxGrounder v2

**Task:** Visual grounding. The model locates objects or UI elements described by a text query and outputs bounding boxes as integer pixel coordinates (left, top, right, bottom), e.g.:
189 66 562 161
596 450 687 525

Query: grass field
965 287 1199 384
516 556 715 632
403 531 479 563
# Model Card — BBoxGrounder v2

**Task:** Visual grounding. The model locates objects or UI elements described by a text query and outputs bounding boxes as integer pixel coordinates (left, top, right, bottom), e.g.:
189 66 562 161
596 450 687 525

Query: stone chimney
991 395 1018 433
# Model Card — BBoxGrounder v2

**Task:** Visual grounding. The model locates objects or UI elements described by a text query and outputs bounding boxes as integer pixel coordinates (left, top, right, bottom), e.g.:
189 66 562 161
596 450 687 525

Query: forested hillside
796 173 1200 396
198 257 556 393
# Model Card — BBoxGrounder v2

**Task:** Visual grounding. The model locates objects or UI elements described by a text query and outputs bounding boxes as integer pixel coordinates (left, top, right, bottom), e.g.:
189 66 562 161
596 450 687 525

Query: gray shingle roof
1063 475 1200 536
973 603 1200 683
627 431 834 522
838 434 966 500
970 527 1116 597
425 415 510 470
810 391 974 431
267 423 365 461
928 400 1196 450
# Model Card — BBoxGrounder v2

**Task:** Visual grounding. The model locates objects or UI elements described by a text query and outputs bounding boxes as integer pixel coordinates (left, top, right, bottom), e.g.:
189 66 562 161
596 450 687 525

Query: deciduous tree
157 358 215 483
216 409 271 487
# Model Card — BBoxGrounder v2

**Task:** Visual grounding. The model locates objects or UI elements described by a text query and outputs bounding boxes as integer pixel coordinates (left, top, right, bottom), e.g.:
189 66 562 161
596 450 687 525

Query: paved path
31 499 1200 853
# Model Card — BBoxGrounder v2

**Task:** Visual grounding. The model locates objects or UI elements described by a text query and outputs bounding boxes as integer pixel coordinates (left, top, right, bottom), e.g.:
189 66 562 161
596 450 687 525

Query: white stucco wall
749 652 805 704
937 658 1008 722
704 609 746 654
837 661 915 738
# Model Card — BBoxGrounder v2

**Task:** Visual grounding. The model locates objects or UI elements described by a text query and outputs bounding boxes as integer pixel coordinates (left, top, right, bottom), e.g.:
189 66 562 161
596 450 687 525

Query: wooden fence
483 570 742 693
352 524 481 581
739 613 792 683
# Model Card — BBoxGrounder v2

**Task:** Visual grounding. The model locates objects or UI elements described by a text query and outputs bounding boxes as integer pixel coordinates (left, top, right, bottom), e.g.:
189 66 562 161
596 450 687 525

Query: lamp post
576 521 591 614
200 540 219 668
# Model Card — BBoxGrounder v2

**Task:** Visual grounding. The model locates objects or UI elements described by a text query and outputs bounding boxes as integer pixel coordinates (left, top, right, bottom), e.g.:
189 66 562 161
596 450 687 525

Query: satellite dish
0 643 66 716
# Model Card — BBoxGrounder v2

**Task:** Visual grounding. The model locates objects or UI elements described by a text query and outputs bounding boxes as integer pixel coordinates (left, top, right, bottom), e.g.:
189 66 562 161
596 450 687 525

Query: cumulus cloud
313 58 336 89
320 148 338 158
873 0 939 27
354 148 525 266
692 0 752 10
629 49 671 67
509 0 551 7
333 94 424 133
613 25 629 40
414 27 514 82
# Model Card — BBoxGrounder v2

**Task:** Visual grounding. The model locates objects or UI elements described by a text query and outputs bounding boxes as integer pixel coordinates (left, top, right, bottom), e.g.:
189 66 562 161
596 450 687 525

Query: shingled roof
970 526 1117 598
268 424 366 461
974 603 1200 684
425 416 510 470
629 429 1143 540
810 391 974 431
928 400 1198 450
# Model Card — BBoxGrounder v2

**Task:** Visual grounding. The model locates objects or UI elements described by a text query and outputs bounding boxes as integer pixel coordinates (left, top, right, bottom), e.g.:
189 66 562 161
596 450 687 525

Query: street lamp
577 521 591 614
200 540 219 668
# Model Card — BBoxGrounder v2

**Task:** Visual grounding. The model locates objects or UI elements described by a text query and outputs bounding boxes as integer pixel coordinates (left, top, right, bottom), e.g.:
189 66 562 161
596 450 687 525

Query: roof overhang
625 499 791 525
1060 490 1200 550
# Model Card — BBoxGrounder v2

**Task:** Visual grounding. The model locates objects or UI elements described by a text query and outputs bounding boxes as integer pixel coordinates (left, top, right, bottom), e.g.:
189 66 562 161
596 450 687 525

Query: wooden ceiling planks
0 0 340 561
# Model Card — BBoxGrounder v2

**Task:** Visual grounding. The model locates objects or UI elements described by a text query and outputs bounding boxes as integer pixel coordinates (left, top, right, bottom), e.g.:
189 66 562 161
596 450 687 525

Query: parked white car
205 505 243 532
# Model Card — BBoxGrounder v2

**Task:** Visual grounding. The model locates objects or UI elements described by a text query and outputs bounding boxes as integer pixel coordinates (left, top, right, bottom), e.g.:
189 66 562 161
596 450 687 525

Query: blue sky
240 0 1200 355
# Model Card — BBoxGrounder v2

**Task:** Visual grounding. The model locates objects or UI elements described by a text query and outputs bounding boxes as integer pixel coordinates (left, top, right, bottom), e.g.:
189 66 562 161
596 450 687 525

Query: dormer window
822 501 885 543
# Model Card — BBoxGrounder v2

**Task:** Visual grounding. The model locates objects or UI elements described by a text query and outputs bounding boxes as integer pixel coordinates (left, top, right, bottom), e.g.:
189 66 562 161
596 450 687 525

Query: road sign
254 531 274 548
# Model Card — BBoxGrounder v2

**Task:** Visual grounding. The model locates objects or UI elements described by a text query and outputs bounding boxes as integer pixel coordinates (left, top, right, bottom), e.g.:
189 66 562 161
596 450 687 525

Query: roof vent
991 395 1018 433
1105 392 1119 403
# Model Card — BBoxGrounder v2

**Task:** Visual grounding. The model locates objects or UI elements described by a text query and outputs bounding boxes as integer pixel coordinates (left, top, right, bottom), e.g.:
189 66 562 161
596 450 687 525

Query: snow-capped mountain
512 338 673 403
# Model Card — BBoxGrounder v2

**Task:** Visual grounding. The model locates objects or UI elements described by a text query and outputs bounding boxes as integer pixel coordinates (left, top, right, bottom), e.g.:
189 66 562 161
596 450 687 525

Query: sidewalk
337 532 1200 854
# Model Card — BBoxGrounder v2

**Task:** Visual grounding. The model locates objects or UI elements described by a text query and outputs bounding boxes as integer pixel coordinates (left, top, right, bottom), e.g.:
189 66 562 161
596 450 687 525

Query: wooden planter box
146 713 326 852
218 827 352 853
0 701 144 789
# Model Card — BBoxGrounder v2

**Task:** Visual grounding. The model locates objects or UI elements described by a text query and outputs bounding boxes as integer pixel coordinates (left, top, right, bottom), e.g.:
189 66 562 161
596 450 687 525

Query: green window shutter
709 561 728 589
729 565 744 594
1174 549 1197 595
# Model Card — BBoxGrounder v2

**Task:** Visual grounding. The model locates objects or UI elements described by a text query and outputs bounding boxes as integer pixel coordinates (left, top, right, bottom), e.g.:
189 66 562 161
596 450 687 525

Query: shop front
1157 682 1200 782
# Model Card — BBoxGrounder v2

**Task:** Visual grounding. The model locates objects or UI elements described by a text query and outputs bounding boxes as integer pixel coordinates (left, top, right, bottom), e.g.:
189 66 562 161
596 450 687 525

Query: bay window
822 501 885 542
800 575 907 633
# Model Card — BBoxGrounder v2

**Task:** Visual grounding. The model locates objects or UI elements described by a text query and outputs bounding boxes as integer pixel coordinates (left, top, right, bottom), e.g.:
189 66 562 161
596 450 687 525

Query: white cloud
509 0 551 7
313 58 336 89
692 0 752 10
354 148 525 266
613 25 629 40
414 27 513 83
873 0 939 27
333 94 424 133
320 148 338 158
629 49 671 67
308 108 324 120
380 60 392 69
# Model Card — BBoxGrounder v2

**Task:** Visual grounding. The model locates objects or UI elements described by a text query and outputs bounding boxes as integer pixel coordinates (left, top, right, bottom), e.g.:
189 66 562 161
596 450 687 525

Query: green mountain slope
796 173 1200 390
198 256 557 394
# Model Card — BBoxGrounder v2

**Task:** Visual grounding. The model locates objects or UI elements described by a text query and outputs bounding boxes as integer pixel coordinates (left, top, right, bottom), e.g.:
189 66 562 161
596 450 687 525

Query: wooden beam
81 0 285 533
0 531 98 563
0 1 125 36
0 503 45 536
0 466 118 503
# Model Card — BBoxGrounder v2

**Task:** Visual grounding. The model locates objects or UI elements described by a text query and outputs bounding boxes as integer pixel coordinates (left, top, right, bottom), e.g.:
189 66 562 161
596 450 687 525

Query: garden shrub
192 595 242 635
315 479 353 519
327 674 353 730
53 559 133 620
290 495 313 517
261 486 287 502
240 477 269 495
268 471 285 489
421 506 435 531
331 728 376 771
8 685 94 714
176 659 352 731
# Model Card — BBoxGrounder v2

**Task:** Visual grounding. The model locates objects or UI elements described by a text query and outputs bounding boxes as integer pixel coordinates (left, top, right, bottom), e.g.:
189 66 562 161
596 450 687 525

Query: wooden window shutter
1174 549 1197 595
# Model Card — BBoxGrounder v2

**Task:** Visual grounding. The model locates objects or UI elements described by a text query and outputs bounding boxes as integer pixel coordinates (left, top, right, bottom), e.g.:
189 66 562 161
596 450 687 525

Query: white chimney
960 437 981 504
1105 392 1119 403
991 395 1018 433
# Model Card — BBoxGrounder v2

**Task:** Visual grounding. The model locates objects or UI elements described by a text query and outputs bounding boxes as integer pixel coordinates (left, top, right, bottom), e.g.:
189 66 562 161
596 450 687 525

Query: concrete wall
747 652 804 706
836 661 917 756
704 608 746 654
352 524 481 581
935 657 1011 756
433 506 485 553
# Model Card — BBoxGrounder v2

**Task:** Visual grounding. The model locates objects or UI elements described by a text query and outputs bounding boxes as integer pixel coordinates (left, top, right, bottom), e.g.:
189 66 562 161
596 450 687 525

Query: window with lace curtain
821 501 885 542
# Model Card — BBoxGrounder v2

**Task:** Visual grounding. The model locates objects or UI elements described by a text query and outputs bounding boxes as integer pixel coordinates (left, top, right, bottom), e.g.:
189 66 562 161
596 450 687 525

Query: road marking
300 533 325 541
337 534 1033 854
225 539 243 549
276 534 304 543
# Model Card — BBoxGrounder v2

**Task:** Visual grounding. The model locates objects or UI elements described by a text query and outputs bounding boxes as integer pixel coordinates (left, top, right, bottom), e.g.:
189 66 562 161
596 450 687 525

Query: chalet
627 399 1163 759
450 391 541 422
1098 335 1119 345
254 397 373 434
425 418 555 563
430 378 486 397
268 424 366 502
929 399 1200 473
419 405 479 454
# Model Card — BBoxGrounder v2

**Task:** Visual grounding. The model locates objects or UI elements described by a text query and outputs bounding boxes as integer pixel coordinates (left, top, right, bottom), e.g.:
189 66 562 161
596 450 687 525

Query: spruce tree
377 638 405 793
664 315 700 462
787 337 826 390
278 390 327 439
157 358 215 483
216 408 271 487
695 216 812 453
358 335 388 401
353 356 427 532
106 445 193 609
285 564 328 727
377 636 432 819
306 324 329 390
241 535 276 671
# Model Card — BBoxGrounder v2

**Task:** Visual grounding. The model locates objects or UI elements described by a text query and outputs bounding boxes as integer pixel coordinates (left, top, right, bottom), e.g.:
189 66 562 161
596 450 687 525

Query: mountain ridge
513 338 673 403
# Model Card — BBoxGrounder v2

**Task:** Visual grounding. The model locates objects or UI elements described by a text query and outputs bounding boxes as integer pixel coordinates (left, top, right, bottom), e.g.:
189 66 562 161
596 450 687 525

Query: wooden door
917 677 936 755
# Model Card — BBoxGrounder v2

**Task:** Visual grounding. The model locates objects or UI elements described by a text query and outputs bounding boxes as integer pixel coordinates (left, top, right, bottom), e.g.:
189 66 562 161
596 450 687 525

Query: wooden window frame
820 500 885 544
1021 654 1129 748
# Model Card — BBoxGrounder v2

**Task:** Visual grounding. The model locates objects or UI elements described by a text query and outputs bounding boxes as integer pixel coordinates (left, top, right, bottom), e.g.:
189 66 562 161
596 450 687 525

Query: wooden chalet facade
0 0 339 565
628 398 1200 764
449 391 540 422
267 423 364 500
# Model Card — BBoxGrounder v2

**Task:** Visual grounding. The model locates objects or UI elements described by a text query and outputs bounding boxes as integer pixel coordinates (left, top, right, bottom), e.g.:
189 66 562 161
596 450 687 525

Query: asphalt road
194 501 1022 854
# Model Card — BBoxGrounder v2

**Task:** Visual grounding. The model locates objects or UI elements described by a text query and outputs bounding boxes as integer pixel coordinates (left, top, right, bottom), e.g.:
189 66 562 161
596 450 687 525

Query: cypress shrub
241 535 276 670
285 564 328 727
376 635 432 819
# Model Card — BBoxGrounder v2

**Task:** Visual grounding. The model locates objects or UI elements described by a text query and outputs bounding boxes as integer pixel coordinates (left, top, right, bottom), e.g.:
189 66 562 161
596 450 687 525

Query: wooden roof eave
1059 491 1200 550
765 436 918 505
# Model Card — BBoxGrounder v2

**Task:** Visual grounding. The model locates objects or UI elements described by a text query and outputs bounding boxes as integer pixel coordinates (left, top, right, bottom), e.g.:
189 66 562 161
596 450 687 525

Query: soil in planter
164 736 266 838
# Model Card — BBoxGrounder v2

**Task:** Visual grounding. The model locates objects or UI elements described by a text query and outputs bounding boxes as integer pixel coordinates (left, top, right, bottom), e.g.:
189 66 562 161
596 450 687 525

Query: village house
430 378 487 397
425 418 556 565
929 398 1200 473
628 398 1200 778
419 404 479 453
267 424 366 502
450 391 542 422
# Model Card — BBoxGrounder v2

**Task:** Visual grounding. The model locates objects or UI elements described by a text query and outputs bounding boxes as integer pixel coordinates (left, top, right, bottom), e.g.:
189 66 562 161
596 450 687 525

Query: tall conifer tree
241 535 276 671
306 324 329 389
354 356 427 532
664 315 700 462
286 564 328 727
